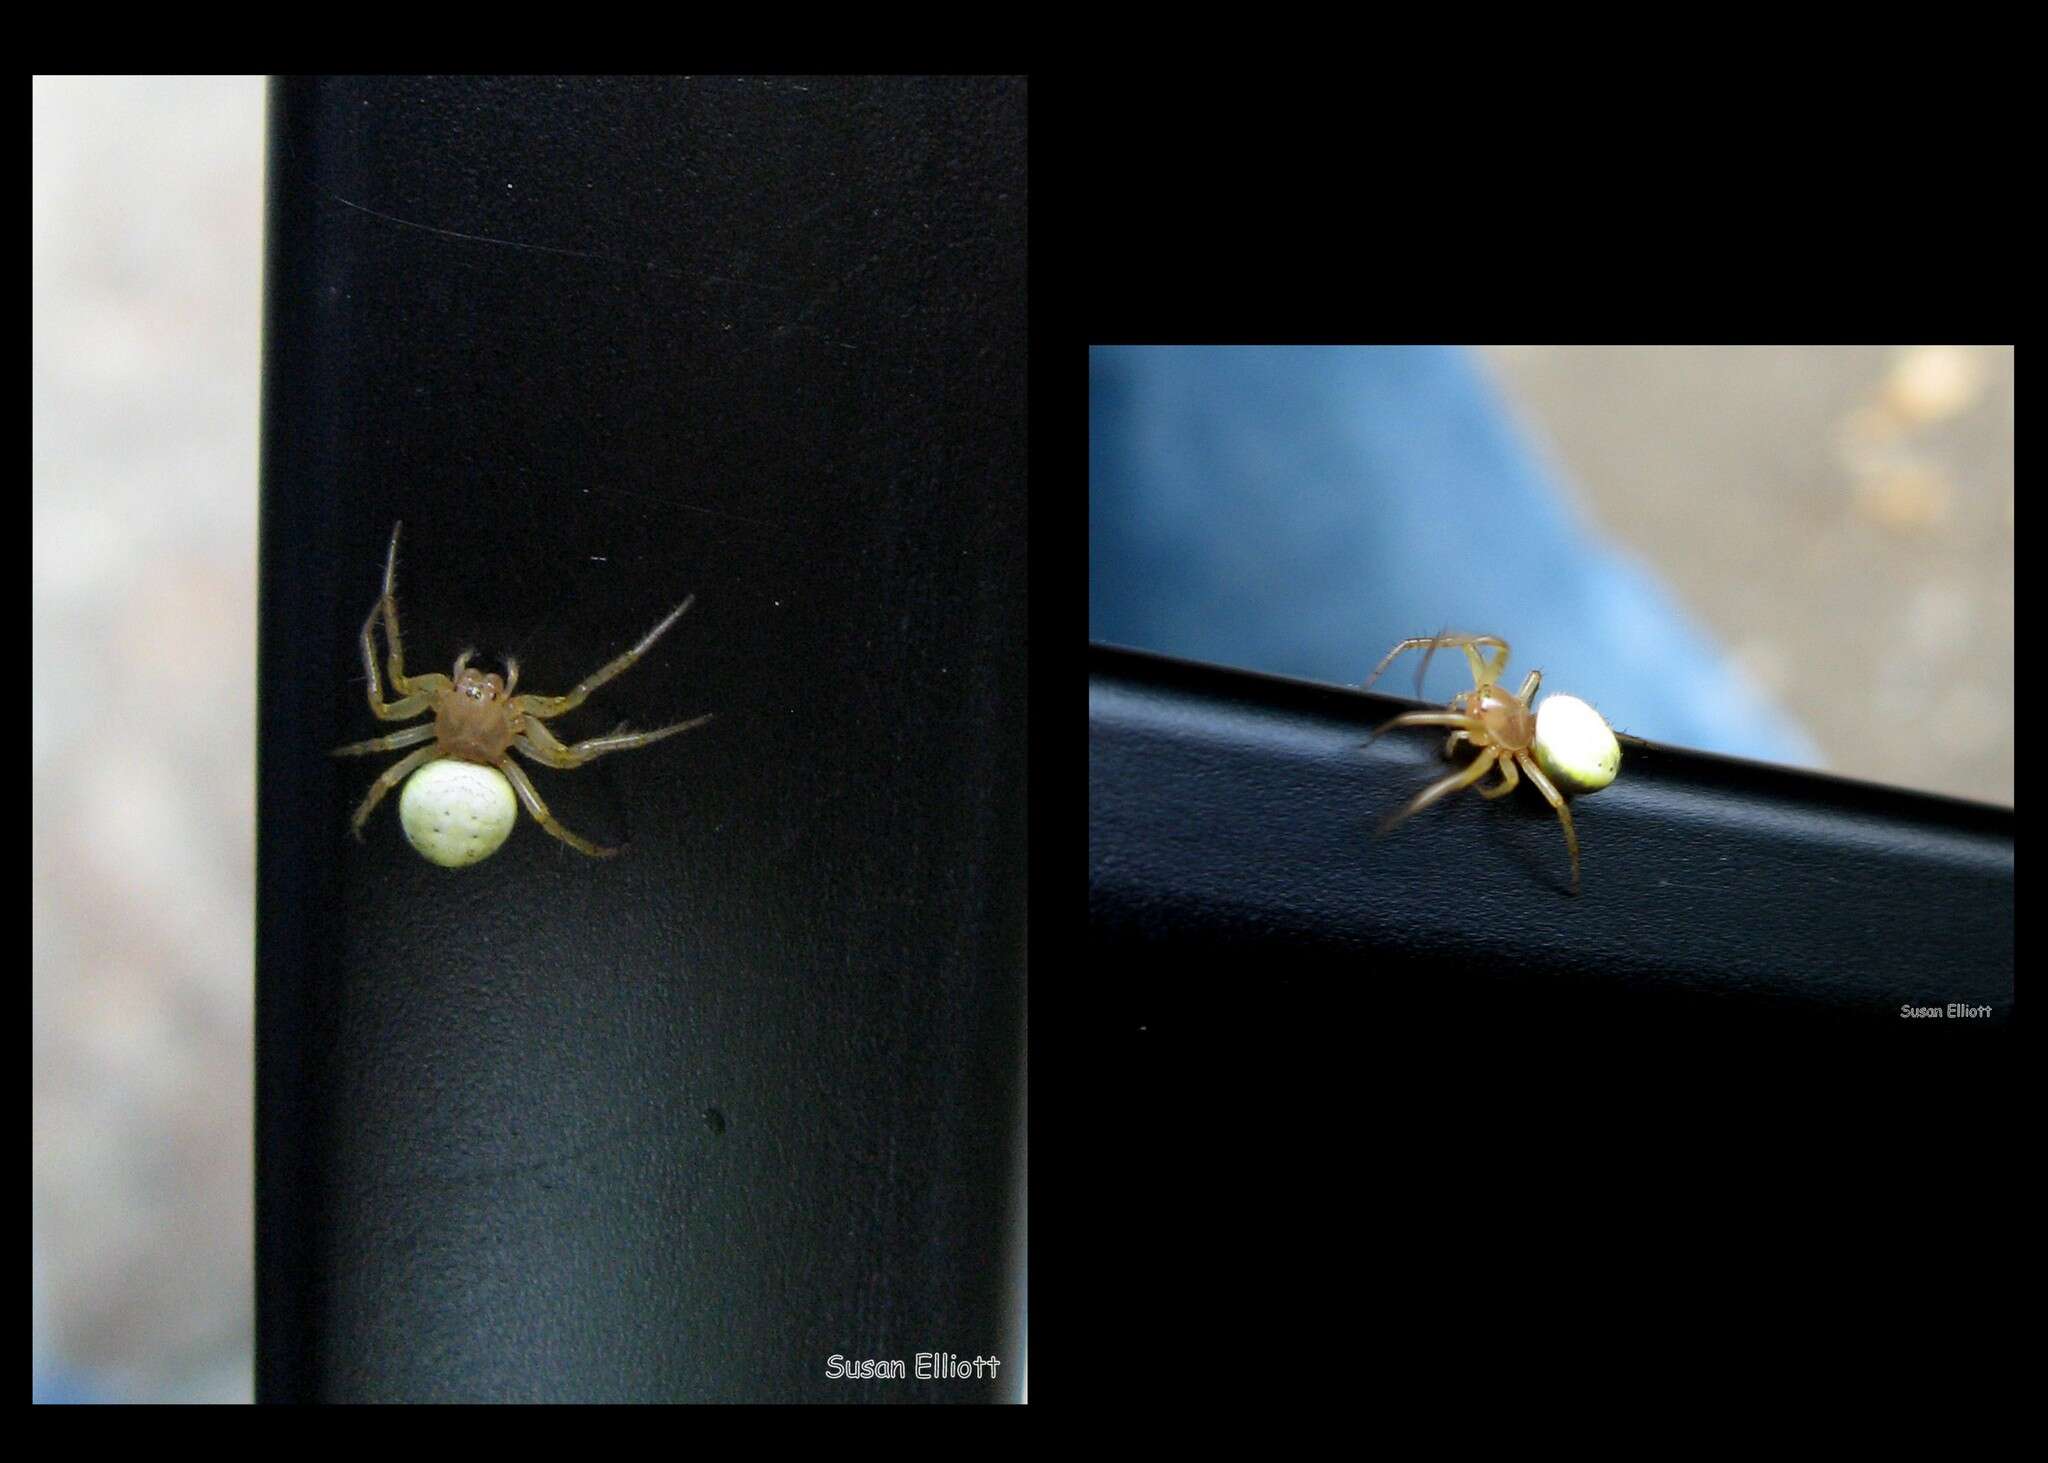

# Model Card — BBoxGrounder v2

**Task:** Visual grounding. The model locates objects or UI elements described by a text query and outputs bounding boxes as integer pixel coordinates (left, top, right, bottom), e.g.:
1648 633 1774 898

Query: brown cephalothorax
332 521 711 860
1360 633 1620 896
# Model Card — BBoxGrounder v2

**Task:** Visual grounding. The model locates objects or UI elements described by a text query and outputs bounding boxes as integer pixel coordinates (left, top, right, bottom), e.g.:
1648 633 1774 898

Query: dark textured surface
1085 642 2012 1393
1085 642 2010 1400
259 77 1025 1402
1090 642 2011 1027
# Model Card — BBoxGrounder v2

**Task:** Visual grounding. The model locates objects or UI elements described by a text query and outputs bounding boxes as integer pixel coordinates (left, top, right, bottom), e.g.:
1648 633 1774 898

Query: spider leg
1516 668 1540 702
1362 637 1441 692
1456 640 1512 689
1378 747 1499 835
379 522 451 695
1515 752 1580 895
357 596 440 720
1475 748 1521 800
1360 710 1486 751
1362 635 1509 694
346 743 439 840
514 711 713 768
514 596 695 721
332 723 437 758
358 523 450 719
500 758 620 858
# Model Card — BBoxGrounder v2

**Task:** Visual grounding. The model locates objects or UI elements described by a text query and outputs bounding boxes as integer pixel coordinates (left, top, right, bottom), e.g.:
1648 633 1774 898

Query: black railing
1090 642 2012 1030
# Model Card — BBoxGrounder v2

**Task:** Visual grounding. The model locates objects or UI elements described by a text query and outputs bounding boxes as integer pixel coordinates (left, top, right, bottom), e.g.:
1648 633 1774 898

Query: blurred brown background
34 76 261 1403
1481 345 2012 808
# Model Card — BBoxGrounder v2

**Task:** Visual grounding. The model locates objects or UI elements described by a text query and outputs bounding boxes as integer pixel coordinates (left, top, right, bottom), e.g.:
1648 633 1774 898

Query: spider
1360 634 1620 895
332 521 711 865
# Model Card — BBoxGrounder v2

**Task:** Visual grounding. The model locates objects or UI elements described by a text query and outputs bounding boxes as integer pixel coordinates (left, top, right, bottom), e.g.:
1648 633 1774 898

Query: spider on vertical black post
332 521 713 866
